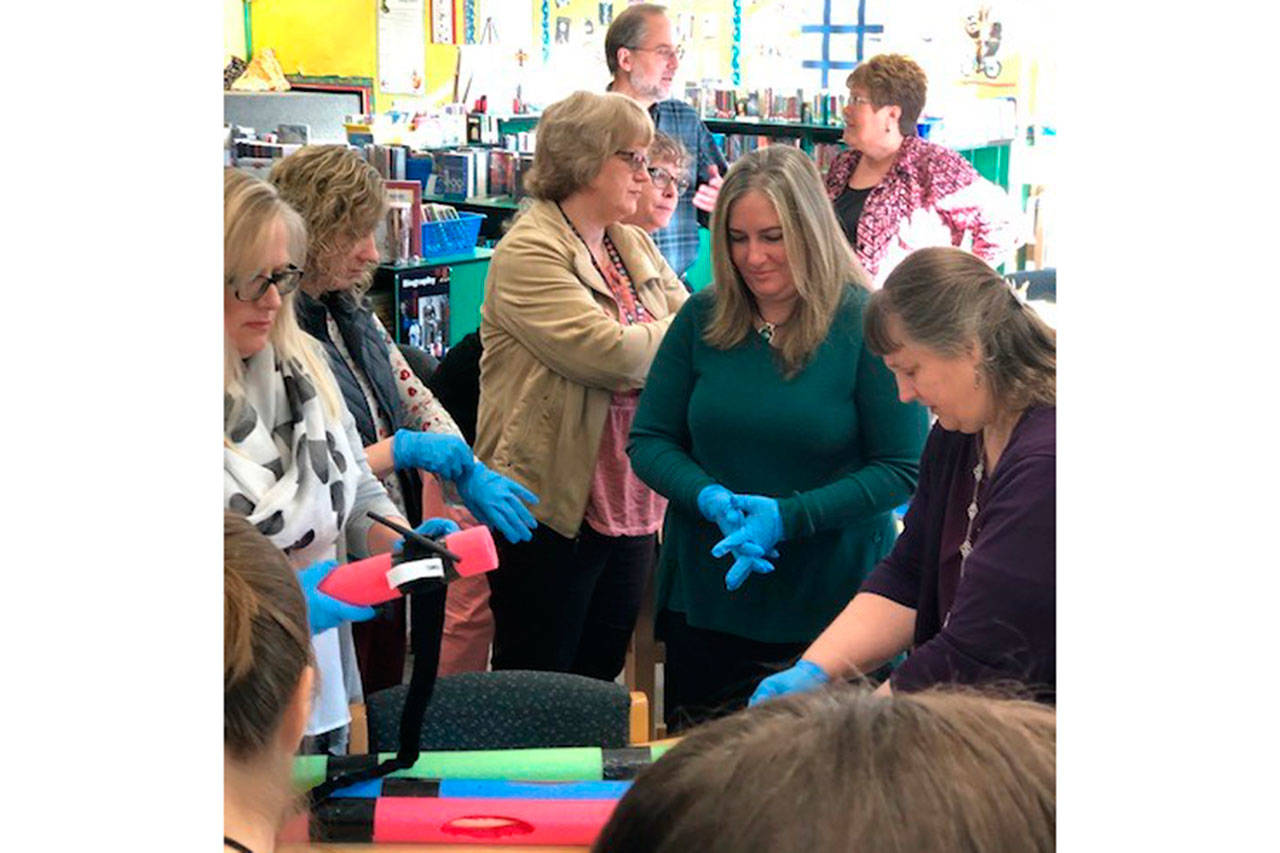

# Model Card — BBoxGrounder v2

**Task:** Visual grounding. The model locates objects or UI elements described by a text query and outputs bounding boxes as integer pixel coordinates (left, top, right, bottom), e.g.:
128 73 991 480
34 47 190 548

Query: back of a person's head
224 510 312 764
593 685 1055 853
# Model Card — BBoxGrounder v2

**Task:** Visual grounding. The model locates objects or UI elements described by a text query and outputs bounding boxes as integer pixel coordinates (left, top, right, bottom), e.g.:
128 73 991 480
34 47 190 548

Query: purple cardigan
861 406 1055 699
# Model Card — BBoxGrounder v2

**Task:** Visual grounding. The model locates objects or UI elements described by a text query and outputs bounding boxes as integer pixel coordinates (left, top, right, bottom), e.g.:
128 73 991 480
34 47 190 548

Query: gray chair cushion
365 670 631 752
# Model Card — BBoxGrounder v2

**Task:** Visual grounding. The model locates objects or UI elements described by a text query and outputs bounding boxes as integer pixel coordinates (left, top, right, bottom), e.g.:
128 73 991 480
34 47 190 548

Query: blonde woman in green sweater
627 146 929 732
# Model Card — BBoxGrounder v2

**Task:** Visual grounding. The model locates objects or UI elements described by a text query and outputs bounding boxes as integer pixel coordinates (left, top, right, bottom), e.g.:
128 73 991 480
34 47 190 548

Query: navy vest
295 289 423 526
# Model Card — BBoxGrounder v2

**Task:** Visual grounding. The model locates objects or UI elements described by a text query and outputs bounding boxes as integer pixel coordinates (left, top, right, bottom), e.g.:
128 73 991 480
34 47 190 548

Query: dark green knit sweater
628 286 929 642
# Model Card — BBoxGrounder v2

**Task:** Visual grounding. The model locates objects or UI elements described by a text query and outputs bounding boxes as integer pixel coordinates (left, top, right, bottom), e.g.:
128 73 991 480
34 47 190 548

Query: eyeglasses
229 265 303 302
646 166 691 194
848 94 876 108
626 44 683 62
614 150 650 172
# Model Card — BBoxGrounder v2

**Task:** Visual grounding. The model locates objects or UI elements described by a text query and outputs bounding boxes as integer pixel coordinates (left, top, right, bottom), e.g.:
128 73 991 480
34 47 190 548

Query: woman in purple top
751 247 1056 703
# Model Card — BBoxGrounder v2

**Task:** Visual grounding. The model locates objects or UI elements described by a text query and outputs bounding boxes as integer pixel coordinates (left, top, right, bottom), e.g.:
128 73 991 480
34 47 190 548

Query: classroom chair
361 669 650 752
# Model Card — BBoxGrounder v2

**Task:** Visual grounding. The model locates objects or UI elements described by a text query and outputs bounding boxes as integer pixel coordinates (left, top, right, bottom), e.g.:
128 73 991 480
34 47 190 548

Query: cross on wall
801 0 885 89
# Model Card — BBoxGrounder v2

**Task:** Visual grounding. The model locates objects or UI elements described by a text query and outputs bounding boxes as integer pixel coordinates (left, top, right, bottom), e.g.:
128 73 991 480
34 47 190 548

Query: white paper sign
379 0 427 94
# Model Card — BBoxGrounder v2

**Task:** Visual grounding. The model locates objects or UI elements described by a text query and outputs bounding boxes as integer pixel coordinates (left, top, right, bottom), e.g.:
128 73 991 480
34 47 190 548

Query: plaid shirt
648 99 728 280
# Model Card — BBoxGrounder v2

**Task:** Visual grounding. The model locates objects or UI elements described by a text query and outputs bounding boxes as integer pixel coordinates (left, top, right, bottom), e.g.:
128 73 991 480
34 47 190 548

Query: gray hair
648 131 690 179
605 3 667 76
864 247 1056 412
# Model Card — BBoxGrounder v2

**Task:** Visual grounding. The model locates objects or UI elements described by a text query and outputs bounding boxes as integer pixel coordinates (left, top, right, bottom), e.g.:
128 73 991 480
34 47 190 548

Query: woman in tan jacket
476 90 688 680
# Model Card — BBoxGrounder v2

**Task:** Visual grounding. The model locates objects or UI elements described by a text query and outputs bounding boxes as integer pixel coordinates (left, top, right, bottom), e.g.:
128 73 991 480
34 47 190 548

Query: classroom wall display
379 0 428 94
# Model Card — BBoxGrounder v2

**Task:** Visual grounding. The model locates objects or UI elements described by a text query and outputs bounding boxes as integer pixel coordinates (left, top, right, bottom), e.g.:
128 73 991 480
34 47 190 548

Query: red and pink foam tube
318 526 499 606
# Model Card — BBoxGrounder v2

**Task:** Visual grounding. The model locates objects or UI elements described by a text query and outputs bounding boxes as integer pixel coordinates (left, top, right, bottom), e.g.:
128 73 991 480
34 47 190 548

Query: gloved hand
712 494 783 590
392 429 475 481
749 659 829 706
724 552 777 591
393 516 462 555
456 460 540 544
298 559 377 635
696 484 745 538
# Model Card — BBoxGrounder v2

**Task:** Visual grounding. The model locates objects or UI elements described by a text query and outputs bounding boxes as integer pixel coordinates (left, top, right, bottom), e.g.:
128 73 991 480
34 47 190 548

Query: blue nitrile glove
455 460 540 544
393 517 462 556
749 659 830 707
712 494 784 590
298 559 377 635
392 429 475 481
696 484 746 537
724 552 777 591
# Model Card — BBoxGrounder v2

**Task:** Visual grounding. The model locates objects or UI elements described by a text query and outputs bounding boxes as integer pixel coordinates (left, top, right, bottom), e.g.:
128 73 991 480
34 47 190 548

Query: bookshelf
704 117 1013 191
371 249 494 353
421 193 520 239
704 118 844 146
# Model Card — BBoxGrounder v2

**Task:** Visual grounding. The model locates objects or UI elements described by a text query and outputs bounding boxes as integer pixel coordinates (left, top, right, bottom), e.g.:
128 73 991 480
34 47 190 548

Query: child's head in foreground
593 684 1055 853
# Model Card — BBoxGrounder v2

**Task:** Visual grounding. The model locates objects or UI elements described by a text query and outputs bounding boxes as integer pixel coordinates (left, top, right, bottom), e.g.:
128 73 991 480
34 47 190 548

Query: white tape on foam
386 557 445 589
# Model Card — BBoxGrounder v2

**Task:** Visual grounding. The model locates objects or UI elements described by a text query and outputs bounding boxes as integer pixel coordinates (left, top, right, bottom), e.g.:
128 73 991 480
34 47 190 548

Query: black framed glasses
626 44 684 62
614 150 650 172
229 265 303 302
646 166 691 194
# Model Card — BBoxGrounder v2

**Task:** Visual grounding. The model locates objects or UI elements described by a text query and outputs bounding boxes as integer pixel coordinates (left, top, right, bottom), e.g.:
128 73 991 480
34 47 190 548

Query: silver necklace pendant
758 322 775 342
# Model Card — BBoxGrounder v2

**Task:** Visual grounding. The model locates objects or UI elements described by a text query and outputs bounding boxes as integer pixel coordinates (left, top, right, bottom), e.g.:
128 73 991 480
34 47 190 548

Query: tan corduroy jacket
476 199 689 538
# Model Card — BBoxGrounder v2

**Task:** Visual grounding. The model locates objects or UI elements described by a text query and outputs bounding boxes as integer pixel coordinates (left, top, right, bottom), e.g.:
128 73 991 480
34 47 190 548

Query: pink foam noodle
445 525 499 577
318 553 398 606
373 796 618 845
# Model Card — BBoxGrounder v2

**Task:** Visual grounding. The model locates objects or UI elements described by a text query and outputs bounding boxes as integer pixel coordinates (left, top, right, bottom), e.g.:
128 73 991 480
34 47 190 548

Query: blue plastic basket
421 212 484 258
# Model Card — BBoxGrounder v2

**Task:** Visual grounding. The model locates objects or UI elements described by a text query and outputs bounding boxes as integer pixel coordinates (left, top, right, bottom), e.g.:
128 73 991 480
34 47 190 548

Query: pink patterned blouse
824 135 1022 287
582 235 668 538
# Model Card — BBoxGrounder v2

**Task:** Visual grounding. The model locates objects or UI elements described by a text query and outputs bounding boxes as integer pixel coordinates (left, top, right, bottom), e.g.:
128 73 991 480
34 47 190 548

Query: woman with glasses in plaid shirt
623 132 691 235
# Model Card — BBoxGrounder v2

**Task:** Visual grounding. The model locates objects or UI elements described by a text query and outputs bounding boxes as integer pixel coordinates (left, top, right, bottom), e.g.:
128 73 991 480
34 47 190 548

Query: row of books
465 114 539 148
713 134 843 172
684 84 849 126
431 147 535 201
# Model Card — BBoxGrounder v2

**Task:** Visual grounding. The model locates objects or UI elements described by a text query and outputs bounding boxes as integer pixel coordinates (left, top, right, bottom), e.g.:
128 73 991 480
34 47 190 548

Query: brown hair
604 3 667 76
522 91 654 202
224 510 312 762
269 145 387 297
705 146 866 378
846 53 928 137
593 685 1055 853
864 247 1056 412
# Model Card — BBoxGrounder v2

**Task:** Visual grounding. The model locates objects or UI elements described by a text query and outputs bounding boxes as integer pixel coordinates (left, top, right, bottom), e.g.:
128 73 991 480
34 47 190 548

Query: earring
885 123 892 134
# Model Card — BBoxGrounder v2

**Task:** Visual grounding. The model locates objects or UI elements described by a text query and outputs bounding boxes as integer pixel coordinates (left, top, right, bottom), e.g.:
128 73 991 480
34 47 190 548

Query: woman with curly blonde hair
269 146 539 691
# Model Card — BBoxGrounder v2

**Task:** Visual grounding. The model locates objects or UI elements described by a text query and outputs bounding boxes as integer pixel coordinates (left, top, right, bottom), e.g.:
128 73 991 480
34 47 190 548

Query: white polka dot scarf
224 344 363 565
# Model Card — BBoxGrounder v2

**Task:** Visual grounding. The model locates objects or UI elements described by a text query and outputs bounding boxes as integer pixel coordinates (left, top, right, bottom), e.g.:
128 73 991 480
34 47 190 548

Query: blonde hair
593 685 1055 853
224 510 313 762
704 146 867 378
864 247 1056 412
223 168 340 418
523 91 654 202
269 145 387 297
